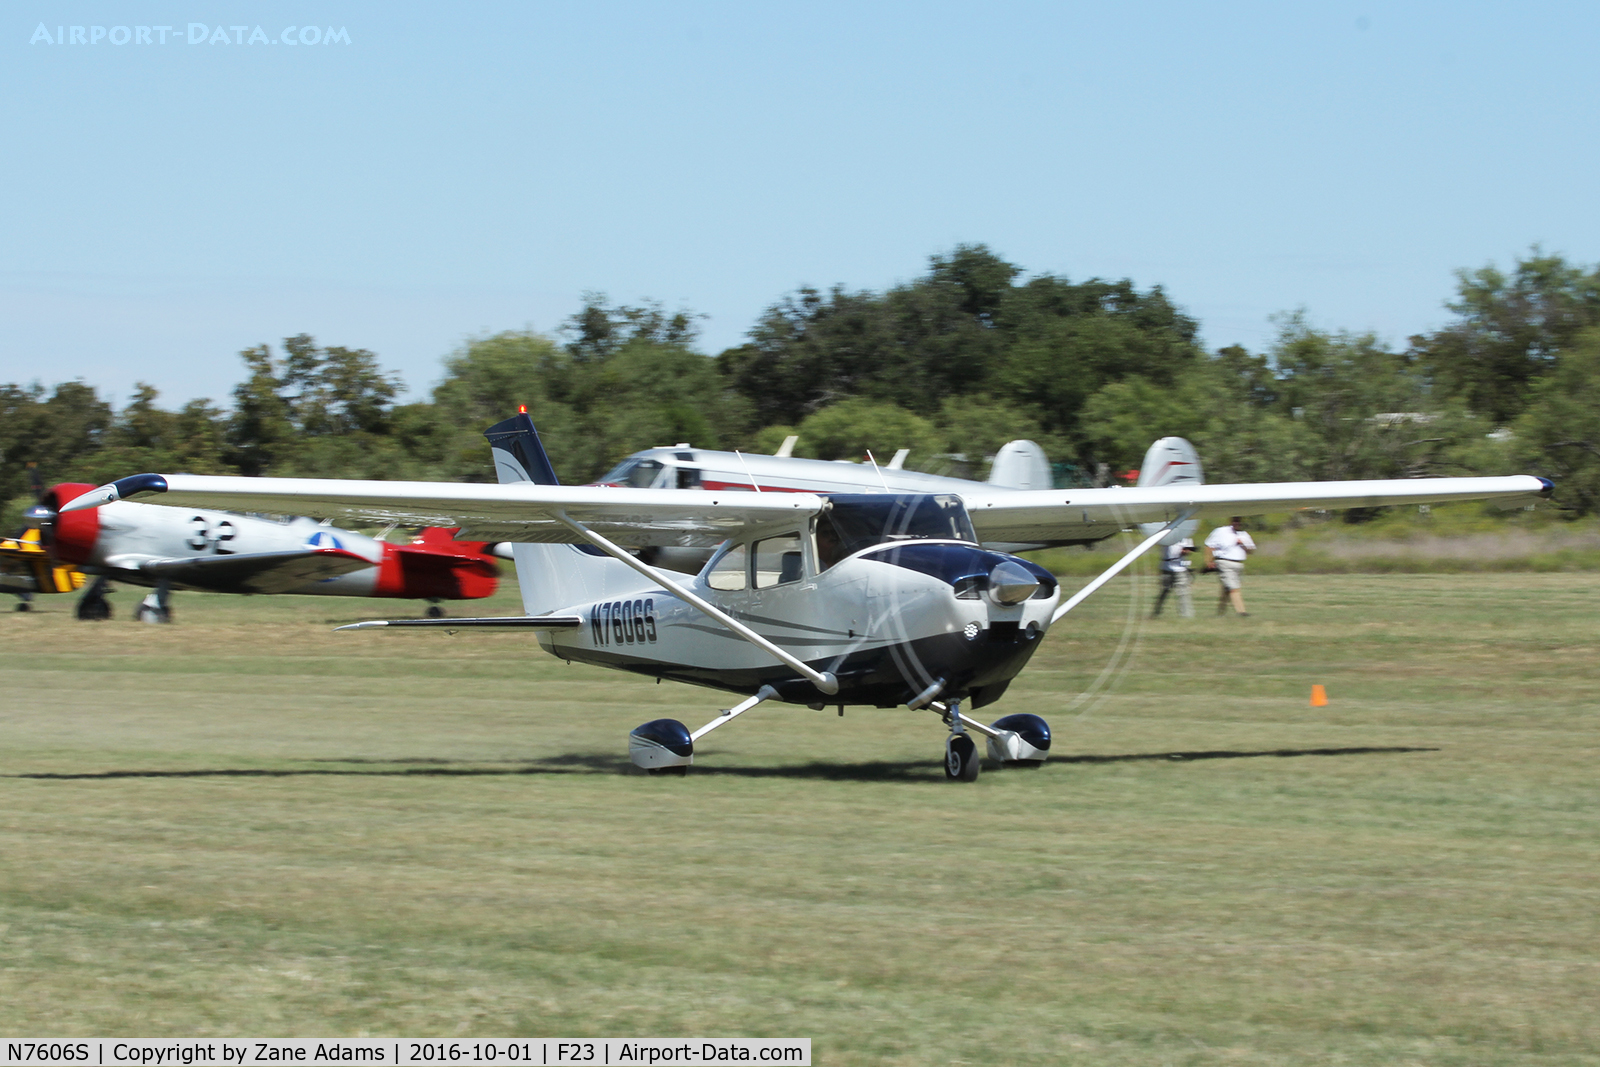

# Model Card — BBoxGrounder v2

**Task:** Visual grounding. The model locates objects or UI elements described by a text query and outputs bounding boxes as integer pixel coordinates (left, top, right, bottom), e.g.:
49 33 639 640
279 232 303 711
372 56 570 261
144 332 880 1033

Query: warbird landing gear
75 576 112 621
132 580 173 624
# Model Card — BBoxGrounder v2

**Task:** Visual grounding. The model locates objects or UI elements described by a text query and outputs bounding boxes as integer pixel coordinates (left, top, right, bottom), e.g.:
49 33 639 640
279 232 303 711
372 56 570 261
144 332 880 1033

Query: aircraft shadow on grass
3 746 1439 782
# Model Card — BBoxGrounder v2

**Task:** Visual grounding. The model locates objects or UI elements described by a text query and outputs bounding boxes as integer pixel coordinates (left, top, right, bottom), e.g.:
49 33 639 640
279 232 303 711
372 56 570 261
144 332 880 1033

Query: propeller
20 462 58 551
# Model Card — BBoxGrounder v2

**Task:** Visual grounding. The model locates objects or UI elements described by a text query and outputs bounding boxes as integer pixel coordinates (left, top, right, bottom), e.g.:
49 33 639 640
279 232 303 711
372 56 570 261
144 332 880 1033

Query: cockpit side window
599 458 666 488
753 534 804 588
706 542 748 590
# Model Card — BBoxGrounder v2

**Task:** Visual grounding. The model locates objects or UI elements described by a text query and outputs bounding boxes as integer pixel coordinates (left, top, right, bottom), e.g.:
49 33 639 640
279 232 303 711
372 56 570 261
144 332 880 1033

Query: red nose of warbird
40 484 101 565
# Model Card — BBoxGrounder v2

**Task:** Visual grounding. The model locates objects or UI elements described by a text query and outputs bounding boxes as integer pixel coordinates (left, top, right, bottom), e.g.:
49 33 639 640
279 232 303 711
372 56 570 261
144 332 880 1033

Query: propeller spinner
20 463 56 550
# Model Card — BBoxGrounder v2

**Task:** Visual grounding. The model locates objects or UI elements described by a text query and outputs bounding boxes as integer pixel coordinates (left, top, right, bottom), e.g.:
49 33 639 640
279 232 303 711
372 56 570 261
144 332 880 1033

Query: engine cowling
42 484 100 565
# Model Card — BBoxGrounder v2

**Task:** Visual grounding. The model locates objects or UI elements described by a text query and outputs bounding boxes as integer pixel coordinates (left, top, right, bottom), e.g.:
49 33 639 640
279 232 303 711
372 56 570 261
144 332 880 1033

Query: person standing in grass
1151 537 1194 618
1204 516 1256 616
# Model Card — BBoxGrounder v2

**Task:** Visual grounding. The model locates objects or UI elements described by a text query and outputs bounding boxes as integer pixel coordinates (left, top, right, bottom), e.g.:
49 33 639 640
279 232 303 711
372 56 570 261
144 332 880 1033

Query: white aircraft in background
589 434 1061 572
67 413 1552 780
593 436 1054 494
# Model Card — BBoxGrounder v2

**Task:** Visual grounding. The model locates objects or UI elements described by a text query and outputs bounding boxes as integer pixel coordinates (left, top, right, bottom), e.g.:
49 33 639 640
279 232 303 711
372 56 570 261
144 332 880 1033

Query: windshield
817 494 976 568
599 458 664 488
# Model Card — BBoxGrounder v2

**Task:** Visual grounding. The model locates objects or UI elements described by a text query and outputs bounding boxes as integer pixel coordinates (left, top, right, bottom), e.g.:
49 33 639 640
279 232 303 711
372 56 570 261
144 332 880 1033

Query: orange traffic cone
1310 684 1328 707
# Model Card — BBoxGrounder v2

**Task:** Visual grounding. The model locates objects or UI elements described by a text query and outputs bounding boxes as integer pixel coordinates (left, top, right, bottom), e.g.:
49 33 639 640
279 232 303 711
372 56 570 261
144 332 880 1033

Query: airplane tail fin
483 411 561 486
481 412 646 615
1137 437 1204 544
988 440 1052 490
1136 437 1204 488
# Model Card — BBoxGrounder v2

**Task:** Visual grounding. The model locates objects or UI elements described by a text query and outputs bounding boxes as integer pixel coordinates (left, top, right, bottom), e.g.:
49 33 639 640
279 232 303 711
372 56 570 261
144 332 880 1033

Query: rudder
482 412 649 615
1137 437 1204 544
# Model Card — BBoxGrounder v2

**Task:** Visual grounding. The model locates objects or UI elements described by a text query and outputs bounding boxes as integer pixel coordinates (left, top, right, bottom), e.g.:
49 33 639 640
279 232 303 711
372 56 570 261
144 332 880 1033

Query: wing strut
553 513 840 696
1051 508 1197 625
690 685 778 742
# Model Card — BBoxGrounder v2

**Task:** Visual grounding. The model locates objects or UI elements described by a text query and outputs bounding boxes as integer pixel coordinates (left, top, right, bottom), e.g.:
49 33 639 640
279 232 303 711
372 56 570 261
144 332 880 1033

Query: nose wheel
944 733 980 781
940 698 981 782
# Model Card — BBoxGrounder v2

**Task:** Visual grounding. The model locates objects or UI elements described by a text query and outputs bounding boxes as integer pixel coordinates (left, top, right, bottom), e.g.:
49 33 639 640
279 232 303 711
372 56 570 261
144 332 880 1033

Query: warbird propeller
68 414 1554 779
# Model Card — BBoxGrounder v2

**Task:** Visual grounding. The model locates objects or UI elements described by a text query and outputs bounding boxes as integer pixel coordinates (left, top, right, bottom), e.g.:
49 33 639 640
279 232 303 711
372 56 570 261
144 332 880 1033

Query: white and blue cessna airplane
66 414 1553 781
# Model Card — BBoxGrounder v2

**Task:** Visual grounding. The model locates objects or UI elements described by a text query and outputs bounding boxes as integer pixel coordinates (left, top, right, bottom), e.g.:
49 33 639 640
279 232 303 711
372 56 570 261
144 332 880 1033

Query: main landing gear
75 576 112 621
628 685 778 776
626 685 1053 782
132 581 173 624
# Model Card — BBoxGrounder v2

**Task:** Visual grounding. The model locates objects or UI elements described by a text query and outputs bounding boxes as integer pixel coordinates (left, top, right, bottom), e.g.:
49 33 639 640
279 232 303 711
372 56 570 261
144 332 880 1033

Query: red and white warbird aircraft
67 414 1552 779
28 481 500 621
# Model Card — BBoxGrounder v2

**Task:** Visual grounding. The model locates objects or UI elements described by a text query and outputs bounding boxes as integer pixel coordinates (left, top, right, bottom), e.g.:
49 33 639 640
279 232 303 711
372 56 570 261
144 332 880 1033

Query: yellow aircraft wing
0 530 86 595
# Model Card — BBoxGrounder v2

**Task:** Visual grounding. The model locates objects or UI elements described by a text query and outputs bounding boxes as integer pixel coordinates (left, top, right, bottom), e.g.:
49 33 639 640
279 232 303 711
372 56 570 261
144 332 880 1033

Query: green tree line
6 245 1600 529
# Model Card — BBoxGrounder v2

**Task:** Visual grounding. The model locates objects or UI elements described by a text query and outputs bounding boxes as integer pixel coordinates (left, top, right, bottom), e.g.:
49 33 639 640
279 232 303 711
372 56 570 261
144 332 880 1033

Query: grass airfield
1 573 1596 1065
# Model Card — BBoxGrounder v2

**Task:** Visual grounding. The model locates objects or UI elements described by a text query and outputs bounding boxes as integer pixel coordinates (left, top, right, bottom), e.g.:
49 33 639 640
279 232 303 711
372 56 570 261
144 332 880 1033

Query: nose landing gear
926 700 1052 780
941 698 981 781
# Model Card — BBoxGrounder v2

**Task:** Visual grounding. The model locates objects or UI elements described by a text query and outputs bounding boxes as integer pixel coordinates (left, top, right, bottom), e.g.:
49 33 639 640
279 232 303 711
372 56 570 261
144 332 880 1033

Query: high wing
118 548 374 594
66 474 826 548
959 475 1554 544
68 471 1551 550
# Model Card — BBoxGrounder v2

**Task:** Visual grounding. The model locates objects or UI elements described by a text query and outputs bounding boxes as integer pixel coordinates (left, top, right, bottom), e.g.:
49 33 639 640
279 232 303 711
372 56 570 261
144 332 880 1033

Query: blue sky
4 2 1597 408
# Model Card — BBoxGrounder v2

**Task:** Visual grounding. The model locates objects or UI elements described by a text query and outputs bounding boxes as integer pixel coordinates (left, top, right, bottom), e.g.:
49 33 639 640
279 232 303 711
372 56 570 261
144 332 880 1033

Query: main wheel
629 718 694 774
426 605 445 619
944 734 980 782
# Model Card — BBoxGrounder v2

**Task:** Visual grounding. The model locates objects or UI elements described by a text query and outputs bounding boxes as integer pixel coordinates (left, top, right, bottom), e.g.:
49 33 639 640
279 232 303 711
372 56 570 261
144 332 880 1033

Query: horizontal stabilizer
335 614 585 632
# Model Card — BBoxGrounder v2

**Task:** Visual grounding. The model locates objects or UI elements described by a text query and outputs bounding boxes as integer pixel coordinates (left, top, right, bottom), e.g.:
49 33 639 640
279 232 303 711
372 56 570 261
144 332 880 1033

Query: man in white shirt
1151 537 1194 618
1203 516 1256 616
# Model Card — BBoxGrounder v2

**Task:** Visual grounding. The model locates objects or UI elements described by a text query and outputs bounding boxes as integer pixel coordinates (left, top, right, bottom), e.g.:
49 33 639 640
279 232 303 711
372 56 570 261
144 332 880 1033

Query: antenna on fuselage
865 451 890 492
733 450 762 493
